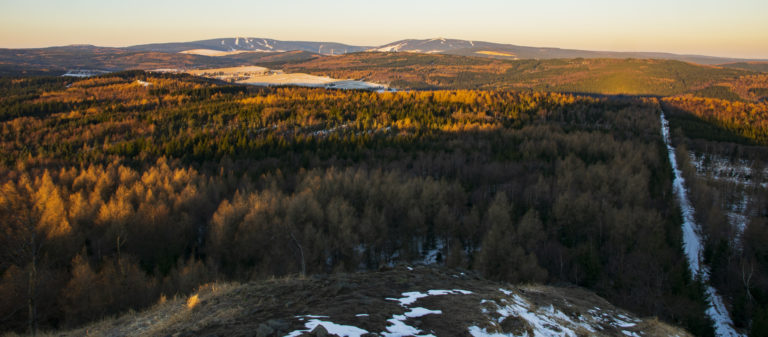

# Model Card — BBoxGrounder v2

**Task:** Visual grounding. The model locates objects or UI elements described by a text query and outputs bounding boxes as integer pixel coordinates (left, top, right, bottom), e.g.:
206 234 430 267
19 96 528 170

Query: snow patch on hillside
688 152 766 246
375 42 408 52
62 69 111 77
180 49 258 56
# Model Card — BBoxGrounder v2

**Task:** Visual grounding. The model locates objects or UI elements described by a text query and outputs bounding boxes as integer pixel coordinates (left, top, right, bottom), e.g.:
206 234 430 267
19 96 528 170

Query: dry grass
19 282 239 337
12 268 696 337
475 50 517 57
238 73 336 86
186 294 200 309
186 66 269 75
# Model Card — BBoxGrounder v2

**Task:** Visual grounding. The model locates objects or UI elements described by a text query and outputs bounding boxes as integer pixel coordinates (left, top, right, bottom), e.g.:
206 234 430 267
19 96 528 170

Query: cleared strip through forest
660 110 744 337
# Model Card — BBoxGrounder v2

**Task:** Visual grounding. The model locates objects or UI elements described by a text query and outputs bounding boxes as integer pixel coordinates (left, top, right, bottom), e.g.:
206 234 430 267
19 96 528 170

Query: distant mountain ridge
128 37 369 55
370 38 765 65
125 37 768 65
2 37 767 78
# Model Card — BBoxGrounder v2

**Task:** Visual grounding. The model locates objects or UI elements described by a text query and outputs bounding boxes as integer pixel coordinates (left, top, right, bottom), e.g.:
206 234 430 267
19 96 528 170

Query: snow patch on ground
383 314 435 337
382 289 472 336
430 289 473 295
689 153 765 185
296 314 329 319
405 307 442 317
285 319 369 337
471 288 657 337
708 286 745 337
311 123 349 137
387 291 429 307
386 289 472 307
471 293 585 337
587 308 638 329
467 326 511 337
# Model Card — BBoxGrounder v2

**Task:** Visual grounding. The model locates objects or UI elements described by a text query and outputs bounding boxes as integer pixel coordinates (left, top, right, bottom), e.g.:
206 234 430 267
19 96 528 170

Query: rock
255 323 274 337
310 324 328 337
331 281 352 295
267 319 290 331
499 315 533 336
173 332 196 337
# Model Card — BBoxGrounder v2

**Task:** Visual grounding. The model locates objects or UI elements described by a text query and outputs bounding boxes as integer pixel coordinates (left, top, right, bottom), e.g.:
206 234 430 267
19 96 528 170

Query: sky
1 0 767 59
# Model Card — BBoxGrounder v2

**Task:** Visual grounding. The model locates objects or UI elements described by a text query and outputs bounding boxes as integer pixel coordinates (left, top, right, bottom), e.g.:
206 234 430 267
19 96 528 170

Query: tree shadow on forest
663 106 756 146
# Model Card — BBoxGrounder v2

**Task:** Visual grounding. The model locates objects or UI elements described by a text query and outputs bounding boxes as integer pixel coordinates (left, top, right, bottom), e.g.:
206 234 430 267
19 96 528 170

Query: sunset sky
1 0 767 58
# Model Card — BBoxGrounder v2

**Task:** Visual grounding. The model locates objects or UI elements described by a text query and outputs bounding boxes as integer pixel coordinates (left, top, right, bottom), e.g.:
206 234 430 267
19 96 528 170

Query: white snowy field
237 73 386 90
185 66 387 90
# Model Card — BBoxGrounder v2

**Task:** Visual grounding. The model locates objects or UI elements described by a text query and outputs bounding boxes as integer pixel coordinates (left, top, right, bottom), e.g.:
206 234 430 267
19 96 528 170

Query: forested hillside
0 72 724 335
282 52 751 95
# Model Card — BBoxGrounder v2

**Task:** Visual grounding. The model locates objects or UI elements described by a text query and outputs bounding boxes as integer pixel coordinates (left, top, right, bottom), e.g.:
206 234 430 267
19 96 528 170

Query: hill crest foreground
31 266 690 337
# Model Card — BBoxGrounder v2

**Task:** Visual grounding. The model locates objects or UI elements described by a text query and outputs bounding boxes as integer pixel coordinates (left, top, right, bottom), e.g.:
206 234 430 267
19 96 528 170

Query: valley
1 36 767 337
1 73 726 335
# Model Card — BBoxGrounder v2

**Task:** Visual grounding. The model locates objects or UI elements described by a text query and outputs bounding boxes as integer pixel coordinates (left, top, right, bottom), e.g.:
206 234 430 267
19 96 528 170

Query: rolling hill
720 61 768 73
1 40 764 97
0 45 234 75
0 46 320 76
43 266 691 337
282 52 753 95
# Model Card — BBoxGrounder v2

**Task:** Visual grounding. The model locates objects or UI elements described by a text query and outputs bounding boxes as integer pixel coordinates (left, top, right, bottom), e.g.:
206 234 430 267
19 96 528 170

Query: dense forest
1 71 766 336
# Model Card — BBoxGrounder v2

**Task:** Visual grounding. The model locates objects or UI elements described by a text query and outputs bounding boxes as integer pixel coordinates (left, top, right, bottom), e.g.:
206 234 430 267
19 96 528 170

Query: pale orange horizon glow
1 0 767 59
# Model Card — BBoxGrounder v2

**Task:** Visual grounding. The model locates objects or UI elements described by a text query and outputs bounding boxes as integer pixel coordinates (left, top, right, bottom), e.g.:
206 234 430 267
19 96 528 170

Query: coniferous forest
1 71 767 336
